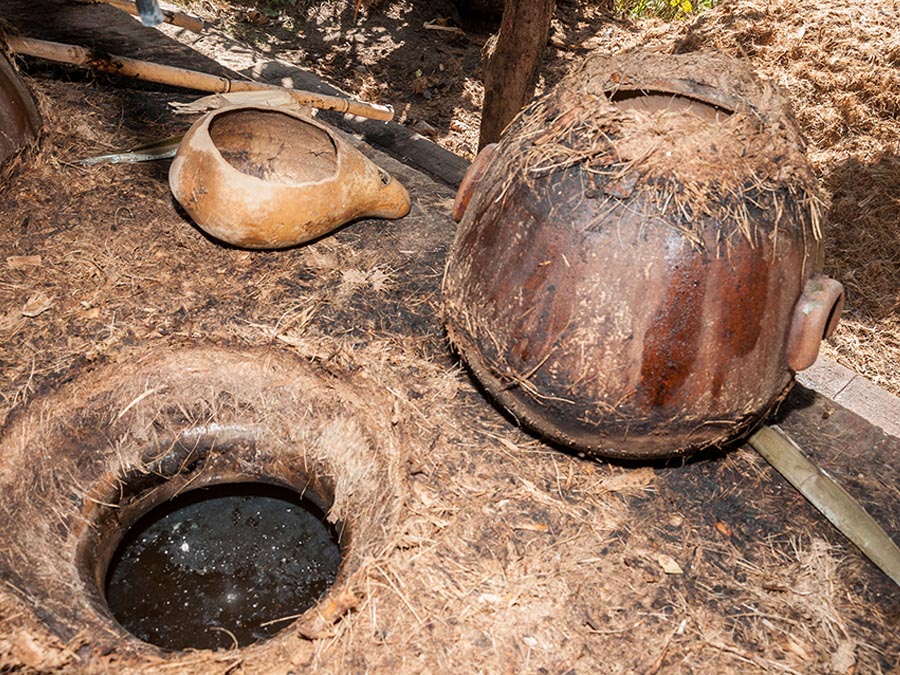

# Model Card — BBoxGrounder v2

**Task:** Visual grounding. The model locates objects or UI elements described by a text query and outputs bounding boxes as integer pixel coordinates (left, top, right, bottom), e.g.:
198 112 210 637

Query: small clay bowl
169 106 410 249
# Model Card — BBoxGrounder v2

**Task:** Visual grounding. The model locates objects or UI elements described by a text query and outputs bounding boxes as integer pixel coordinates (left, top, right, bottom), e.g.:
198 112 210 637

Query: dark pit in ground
105 482 342 651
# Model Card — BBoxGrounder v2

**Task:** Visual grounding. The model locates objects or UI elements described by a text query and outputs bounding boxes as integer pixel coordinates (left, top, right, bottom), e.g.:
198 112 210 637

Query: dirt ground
170 0 900 396
0 1 899 674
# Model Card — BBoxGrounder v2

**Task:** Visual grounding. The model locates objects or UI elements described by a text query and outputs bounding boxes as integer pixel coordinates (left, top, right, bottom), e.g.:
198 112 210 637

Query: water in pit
105 482 342 651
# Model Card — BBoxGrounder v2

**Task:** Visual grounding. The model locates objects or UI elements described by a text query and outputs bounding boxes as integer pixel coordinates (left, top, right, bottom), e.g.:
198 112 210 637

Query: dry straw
484 51 824 257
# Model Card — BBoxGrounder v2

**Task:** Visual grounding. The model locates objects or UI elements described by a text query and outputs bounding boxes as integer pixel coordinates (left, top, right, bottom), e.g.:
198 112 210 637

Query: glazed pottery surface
443 52 842 459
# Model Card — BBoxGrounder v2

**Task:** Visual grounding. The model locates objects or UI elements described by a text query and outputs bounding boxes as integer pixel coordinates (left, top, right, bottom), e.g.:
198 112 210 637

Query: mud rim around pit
0 345 406 669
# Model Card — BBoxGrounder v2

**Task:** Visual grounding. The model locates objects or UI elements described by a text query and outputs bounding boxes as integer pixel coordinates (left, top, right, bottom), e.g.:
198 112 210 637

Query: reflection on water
106 483 341 651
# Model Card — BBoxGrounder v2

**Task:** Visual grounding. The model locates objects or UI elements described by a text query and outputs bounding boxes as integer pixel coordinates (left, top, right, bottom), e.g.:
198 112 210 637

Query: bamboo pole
103 0 205 33
6 36 394 122
749 424 900 587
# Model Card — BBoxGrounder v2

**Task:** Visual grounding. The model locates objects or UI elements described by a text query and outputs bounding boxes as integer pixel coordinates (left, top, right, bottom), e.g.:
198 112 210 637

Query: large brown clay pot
170 106 410 249
0 52 41 172
443 52 843 460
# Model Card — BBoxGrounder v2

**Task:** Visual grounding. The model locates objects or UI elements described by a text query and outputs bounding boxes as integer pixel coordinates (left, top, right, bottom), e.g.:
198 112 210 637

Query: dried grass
477 50 823 258
669 0 900 394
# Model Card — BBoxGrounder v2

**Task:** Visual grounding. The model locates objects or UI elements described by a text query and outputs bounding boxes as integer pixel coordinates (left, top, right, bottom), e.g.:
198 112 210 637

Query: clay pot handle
786 274 845 372
453 143 497 222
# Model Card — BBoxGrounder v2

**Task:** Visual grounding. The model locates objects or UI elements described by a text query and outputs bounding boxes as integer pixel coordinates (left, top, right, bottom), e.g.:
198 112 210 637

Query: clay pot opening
0 348 405 667
207 108 339 185
76 430 348 652
610 89 734 121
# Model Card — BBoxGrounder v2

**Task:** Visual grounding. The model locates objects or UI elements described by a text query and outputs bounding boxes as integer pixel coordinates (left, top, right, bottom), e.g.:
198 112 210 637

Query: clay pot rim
189 104 344 189
604 83 739 118
0 345 406 659
585 51 774 121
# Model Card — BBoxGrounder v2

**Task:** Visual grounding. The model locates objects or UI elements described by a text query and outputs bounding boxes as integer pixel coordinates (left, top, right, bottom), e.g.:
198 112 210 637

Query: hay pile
657 0 900 393
172 0 900 393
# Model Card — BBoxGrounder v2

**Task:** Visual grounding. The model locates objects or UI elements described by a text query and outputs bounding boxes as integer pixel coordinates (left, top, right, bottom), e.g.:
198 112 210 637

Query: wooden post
478 0 555 149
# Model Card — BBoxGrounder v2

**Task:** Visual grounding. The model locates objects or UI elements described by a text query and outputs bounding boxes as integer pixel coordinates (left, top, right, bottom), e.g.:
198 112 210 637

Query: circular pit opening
102 481 342 651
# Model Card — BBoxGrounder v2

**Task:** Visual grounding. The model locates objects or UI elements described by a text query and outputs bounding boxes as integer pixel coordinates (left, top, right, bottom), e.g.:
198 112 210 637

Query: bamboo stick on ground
5 36 394 122
749 424 900 587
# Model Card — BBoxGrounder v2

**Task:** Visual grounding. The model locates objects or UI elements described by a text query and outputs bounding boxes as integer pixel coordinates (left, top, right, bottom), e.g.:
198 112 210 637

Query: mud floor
0 1 898 674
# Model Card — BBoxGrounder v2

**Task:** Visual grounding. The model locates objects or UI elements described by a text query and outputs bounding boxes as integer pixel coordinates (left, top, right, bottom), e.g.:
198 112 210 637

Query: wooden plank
796 356 856 400
798 357 900 439
832 374 900 439
2 0 232 76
